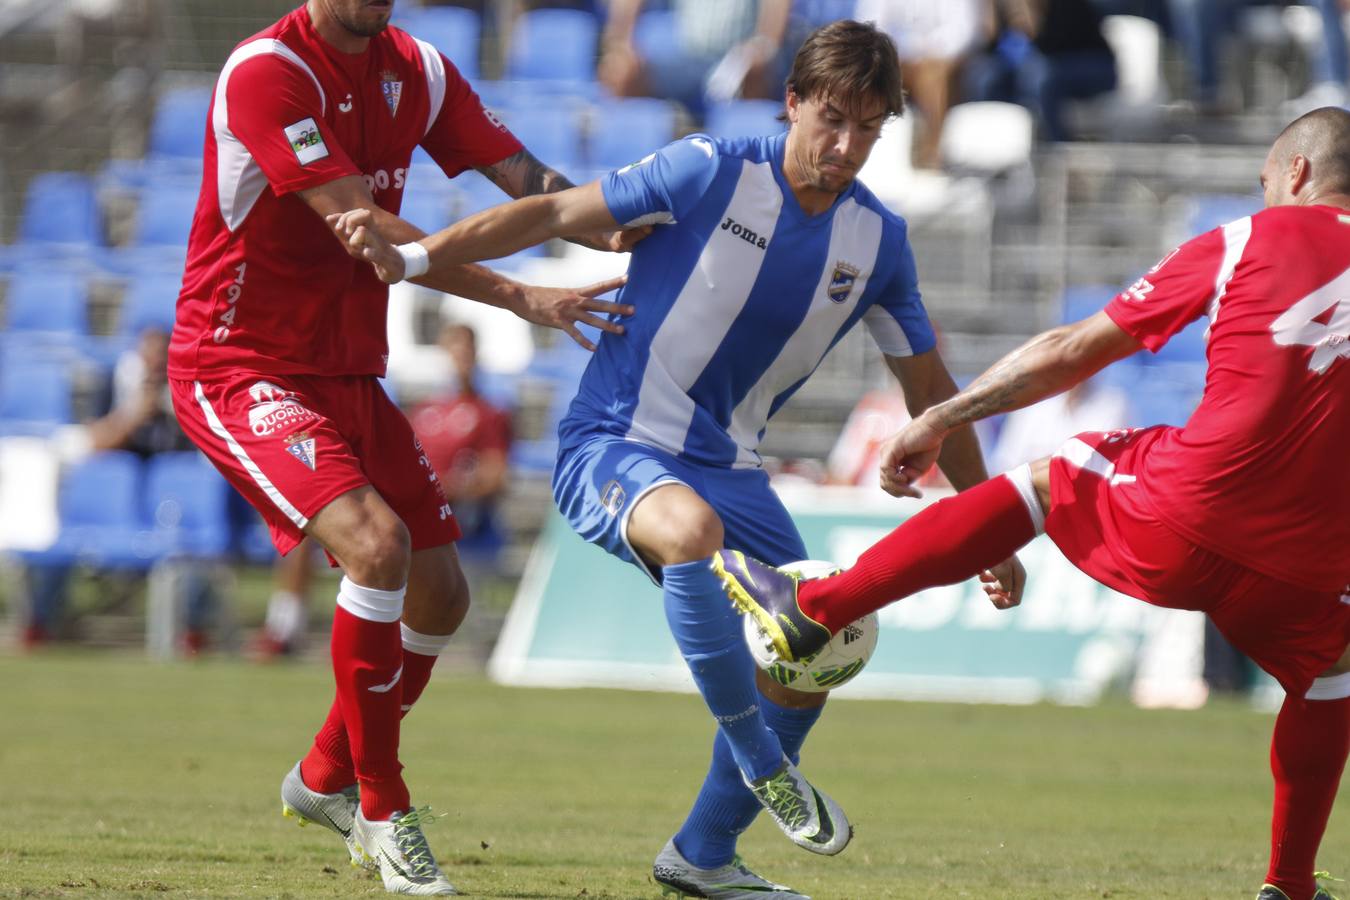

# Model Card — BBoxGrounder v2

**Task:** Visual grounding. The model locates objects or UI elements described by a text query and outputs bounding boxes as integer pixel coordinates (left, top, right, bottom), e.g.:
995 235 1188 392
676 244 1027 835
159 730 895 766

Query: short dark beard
332 6 389 39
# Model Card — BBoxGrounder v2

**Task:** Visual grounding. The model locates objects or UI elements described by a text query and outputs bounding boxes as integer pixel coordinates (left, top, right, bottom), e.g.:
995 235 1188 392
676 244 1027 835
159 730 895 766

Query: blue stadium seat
144 452 233 558
18 172 101 247
703 100 786 140
4 271 87 336
133 183 199 247
0 358 75 435
507 9 599 86
589 98 676 171
148 85 213 161
400 6 480 79
23 451 155 568
497 101 586 175
119 273 181 337
1058 284 1118 324
1183 193 1261 238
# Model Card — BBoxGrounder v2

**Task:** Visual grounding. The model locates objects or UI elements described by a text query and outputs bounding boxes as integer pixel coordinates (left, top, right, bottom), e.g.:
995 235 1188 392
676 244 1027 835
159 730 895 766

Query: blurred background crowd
0 0 1305 696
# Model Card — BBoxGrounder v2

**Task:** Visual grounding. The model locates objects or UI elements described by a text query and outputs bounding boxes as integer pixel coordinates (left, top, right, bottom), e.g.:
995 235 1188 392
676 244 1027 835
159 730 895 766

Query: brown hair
784 19 905 121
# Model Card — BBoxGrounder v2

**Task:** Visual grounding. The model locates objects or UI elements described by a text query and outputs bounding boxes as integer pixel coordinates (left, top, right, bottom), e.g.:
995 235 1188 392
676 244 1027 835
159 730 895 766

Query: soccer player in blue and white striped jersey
335 19 1023 896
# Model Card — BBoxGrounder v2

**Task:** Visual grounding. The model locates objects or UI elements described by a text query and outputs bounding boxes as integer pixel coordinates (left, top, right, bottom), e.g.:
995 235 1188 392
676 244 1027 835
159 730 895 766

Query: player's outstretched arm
879 311 1142 496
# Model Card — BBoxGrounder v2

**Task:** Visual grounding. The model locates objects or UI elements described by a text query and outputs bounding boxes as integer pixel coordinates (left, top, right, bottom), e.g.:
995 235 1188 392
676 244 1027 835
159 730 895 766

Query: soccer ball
741 559 879 693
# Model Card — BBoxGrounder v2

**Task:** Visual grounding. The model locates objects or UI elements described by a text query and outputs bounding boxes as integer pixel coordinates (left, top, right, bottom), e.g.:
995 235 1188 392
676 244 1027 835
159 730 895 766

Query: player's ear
1290 153 1313 197
785 89 802 125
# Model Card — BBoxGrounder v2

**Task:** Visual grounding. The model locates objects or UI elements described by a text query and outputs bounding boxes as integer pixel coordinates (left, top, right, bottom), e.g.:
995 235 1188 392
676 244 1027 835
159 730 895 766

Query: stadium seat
4 271 88 336
506 9 599 86
940 102 1034 174
132 183 200 247
1058 284 1119 325
144 451 233 558
399 6 480 79
119 273 181 336
148 85 213 161
17 172 102 247
397 188 456 235
22 450 155 568
0 358 75 435
588 98 676 171
703 100 786 140
1182 193 1262 238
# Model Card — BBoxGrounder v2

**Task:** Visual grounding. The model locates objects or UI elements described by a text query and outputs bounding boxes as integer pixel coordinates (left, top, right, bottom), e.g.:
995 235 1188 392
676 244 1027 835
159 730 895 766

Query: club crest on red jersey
285 430 317 471
381 69 403 118
828 261 861 303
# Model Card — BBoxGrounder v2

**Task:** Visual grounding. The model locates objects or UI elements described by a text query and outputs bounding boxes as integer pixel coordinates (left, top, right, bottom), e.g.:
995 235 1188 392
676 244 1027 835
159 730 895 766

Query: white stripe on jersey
624 159 782 453
1055 436 1137 486
411 38 447 137
193 381 310 530
1205 216 1253 327
214 39 327 232
726 197 884 466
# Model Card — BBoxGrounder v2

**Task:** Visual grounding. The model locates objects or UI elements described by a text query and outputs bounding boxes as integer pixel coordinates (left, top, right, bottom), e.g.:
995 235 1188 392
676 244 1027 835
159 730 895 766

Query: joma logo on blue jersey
720 216 767 250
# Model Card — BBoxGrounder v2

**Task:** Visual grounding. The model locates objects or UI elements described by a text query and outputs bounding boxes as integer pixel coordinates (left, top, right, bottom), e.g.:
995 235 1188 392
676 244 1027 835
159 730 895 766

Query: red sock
400 650 438 713
302 701 356 793
1266 694 1350 899
799 474 1038 634
302 638 445 794
330 603 409 820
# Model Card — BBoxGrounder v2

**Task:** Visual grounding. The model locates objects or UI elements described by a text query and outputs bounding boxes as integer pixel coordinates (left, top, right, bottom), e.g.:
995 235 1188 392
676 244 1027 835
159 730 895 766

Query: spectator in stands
20 326 204 650
826 381 953 490
255 537 319 660
598 0 792 117
1286 0 1350 113
964 0 1117 142
855 0 988 167
408 323 513 572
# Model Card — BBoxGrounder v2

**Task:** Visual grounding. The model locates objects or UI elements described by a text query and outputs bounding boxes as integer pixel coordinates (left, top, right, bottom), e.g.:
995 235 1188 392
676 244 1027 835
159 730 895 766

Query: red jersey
409 391 512 488
170 7 521 381
1105 204 1350 592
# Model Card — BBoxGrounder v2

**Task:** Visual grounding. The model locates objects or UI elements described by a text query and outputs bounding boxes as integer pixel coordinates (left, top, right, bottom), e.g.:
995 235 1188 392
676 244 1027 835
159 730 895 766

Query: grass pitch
1 653 1343 899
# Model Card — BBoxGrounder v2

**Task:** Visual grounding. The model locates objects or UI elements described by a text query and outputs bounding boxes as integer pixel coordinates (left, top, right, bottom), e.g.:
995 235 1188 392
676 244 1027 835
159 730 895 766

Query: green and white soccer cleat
652 838 810 899
279 761 370 869
745 756 851 856
1257 872 1344 900
355 807 457 896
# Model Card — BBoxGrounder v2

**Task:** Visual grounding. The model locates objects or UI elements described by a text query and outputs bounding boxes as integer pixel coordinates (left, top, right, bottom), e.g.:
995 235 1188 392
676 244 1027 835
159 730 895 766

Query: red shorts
171 372 461 557
1046 427 1350 697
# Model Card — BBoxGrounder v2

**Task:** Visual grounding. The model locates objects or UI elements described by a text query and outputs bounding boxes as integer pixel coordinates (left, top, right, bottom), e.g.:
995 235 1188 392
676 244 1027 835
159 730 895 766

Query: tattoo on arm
937 358 1034 430
477 149 574 199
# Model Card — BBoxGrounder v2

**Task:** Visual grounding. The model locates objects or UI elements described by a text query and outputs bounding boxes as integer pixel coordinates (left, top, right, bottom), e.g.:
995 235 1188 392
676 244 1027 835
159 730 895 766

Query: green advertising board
489 486 1196 705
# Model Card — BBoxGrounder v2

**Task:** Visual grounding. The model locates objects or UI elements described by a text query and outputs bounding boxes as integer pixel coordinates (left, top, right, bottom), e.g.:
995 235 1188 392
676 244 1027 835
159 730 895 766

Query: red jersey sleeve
224 54 359 196
419 54 523 178
1105 228 1227 352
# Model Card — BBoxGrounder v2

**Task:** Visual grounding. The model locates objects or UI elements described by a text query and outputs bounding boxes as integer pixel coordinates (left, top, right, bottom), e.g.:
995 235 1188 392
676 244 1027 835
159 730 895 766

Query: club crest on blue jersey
285 431 317 471
828 261 861 303
600 480 626 516
381 70 402 118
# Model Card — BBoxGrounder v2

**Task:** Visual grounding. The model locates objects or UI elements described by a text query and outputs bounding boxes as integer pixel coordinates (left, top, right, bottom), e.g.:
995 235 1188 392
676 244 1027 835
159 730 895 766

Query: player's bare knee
346 519 412 588
653 506 724 565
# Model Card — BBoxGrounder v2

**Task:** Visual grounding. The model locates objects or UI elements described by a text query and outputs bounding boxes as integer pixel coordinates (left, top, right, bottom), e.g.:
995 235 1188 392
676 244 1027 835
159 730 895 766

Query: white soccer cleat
652 838 811 899
355 807 457 896
279 761 371 869
745 756 851 856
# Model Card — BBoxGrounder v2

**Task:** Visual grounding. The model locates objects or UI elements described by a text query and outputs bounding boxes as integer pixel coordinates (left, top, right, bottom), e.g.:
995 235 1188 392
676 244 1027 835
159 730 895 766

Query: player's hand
979 556 1026 610
602 226 651 253
327 209 404 283
516 276 633 351
878 414 947 498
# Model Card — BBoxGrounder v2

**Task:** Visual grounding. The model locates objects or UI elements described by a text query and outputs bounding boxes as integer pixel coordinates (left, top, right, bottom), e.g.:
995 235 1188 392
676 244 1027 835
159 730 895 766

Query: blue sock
674 694 827 868
662 560 782 781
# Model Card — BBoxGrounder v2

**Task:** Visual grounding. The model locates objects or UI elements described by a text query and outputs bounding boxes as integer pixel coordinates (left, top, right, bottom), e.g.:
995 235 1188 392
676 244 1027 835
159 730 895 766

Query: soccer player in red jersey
713 107 1350 900
167 1 634 893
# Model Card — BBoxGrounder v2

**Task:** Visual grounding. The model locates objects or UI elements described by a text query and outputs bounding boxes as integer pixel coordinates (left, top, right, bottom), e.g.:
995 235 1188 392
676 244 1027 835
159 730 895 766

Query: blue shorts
552 435 807 584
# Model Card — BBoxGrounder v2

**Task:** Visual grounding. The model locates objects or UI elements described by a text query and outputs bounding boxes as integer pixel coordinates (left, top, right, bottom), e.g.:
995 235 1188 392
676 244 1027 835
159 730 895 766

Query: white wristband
395 241 430 281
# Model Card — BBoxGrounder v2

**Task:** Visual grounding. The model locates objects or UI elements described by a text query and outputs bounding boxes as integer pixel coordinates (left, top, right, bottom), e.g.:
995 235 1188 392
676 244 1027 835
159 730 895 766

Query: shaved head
1262 107 1350 207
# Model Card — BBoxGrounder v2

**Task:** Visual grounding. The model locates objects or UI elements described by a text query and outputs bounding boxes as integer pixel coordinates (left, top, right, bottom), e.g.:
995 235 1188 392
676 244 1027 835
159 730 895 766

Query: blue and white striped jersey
558 130 937 469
